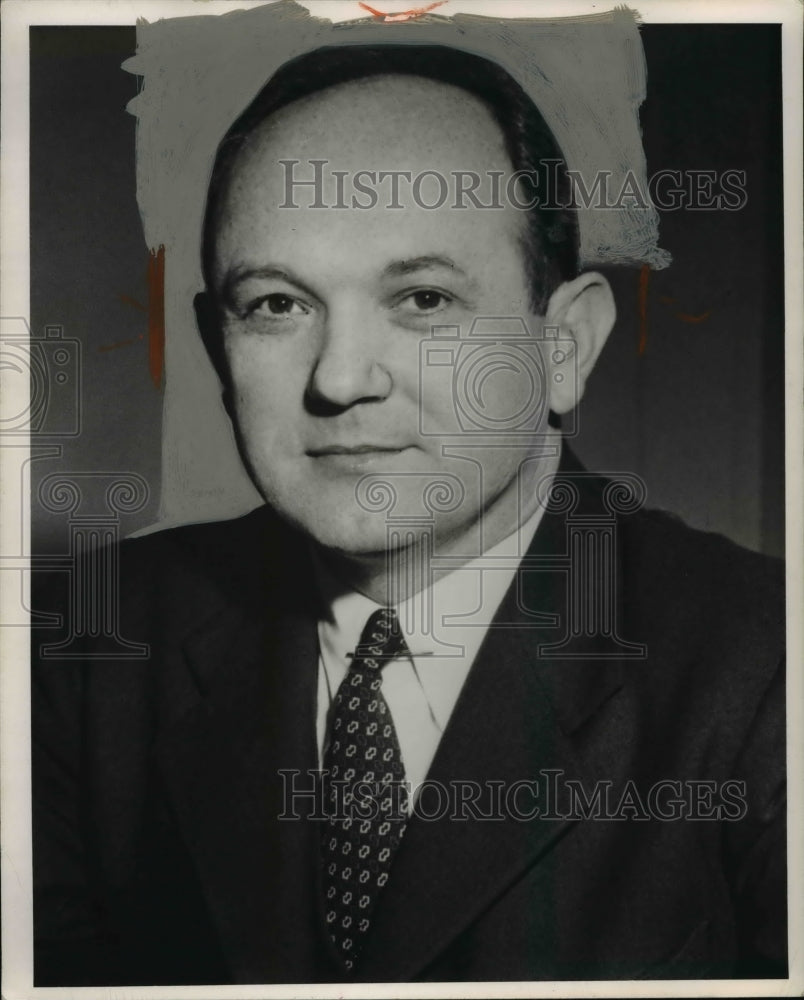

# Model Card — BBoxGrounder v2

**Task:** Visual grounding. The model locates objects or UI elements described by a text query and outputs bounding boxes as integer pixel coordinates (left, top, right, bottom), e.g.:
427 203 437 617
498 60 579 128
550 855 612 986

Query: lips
307 444 408 456
306 444 414 474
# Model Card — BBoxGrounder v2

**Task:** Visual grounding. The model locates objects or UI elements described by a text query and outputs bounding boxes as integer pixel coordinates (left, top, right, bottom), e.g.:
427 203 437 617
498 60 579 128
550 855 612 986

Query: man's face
206 75 557 557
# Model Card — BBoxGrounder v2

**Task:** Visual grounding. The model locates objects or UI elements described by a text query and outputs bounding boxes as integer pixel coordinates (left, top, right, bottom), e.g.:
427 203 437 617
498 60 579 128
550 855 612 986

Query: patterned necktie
322 606 410 973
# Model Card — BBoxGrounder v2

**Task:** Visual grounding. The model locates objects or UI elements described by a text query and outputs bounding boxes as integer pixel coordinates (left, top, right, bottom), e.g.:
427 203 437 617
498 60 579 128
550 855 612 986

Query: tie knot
352 607 408 666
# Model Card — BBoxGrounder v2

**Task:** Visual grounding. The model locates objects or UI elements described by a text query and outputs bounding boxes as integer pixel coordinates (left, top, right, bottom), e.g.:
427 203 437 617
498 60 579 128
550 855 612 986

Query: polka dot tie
321 607 410 973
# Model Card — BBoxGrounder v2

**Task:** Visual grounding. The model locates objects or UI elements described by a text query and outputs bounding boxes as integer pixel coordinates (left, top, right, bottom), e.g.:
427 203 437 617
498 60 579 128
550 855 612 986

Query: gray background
30 23 784 557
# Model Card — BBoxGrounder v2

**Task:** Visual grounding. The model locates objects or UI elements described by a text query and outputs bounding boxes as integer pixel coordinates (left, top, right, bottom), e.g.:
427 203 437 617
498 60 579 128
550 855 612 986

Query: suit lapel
358 459 628 981
153 522 334 982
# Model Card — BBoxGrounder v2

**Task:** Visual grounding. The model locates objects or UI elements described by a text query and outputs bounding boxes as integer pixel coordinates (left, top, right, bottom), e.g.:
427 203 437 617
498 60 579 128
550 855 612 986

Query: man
32 44 786 984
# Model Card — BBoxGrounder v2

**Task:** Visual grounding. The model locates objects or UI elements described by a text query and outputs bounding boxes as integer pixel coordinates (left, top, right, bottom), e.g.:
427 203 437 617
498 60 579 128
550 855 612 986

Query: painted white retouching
126 1 668 530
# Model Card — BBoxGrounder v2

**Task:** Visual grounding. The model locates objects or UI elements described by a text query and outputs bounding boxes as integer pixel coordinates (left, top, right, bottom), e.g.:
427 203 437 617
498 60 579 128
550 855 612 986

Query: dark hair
201 43 579 313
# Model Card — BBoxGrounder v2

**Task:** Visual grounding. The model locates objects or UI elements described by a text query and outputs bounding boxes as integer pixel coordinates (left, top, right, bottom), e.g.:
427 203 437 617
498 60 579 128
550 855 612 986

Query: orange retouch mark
147 245 166 389
674 310 712 324
358 1 448 21
637 264 650 356
98 335 143 353
658 295 713 324
118 293 147 313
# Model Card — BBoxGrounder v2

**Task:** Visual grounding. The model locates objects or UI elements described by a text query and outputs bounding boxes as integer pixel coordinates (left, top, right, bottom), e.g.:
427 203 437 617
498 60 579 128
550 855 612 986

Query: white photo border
2 2 801 997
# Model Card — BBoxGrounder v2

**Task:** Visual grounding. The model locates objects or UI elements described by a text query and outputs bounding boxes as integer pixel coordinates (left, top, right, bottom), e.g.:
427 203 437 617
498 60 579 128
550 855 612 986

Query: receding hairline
215 70 513 183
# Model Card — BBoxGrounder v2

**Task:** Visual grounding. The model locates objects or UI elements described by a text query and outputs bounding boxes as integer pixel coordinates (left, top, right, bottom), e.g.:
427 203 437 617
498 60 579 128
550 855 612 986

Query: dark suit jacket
32 452 786 984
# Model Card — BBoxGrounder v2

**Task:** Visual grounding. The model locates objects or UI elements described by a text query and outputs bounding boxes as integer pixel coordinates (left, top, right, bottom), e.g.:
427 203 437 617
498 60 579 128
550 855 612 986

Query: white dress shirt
314 458 558 805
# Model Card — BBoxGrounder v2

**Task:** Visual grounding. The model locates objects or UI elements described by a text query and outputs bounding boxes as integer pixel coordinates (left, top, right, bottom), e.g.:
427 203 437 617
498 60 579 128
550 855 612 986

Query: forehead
232 73 512 182
210 75 527 291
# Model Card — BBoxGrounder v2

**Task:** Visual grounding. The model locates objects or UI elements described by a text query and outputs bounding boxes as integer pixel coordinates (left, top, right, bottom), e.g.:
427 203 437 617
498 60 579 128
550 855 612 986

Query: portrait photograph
1 1 802 997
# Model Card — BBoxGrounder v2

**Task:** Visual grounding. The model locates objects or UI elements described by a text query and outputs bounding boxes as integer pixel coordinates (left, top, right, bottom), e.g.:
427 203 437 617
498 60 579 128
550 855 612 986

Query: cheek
225 339 307 431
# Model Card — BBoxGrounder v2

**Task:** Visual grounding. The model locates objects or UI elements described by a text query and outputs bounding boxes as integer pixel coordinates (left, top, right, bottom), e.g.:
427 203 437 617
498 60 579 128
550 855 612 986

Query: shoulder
556 452 784 637
621 505 784 635
616 505 785 743
33 504 308 652
116 504 311 626
557 453 784 652
120 504 284 570
120 503 298 584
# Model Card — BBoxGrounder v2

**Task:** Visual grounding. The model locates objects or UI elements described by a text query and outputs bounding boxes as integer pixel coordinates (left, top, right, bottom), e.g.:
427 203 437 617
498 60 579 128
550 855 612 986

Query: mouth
306 444 413 472
308 444 408 457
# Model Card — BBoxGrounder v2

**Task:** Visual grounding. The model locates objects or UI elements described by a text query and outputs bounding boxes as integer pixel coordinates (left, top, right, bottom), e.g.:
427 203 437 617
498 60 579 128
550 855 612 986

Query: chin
290 504 394 558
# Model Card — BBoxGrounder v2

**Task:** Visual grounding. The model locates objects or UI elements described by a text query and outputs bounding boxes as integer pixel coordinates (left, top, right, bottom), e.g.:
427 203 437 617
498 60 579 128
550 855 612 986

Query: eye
399 289 453 313
253 293 308 316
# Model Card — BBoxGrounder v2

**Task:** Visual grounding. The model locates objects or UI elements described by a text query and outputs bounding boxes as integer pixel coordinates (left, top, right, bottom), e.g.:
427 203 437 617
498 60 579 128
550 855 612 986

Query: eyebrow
382 255 469 279
223 264 312 304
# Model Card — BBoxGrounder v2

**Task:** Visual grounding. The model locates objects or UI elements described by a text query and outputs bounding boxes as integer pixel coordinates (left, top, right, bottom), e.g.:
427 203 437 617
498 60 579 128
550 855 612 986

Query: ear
194 291 229 386
543 271 616 414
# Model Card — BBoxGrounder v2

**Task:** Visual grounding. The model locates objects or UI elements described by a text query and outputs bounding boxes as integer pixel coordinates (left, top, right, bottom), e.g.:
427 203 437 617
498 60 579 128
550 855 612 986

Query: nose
306 303 392 411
